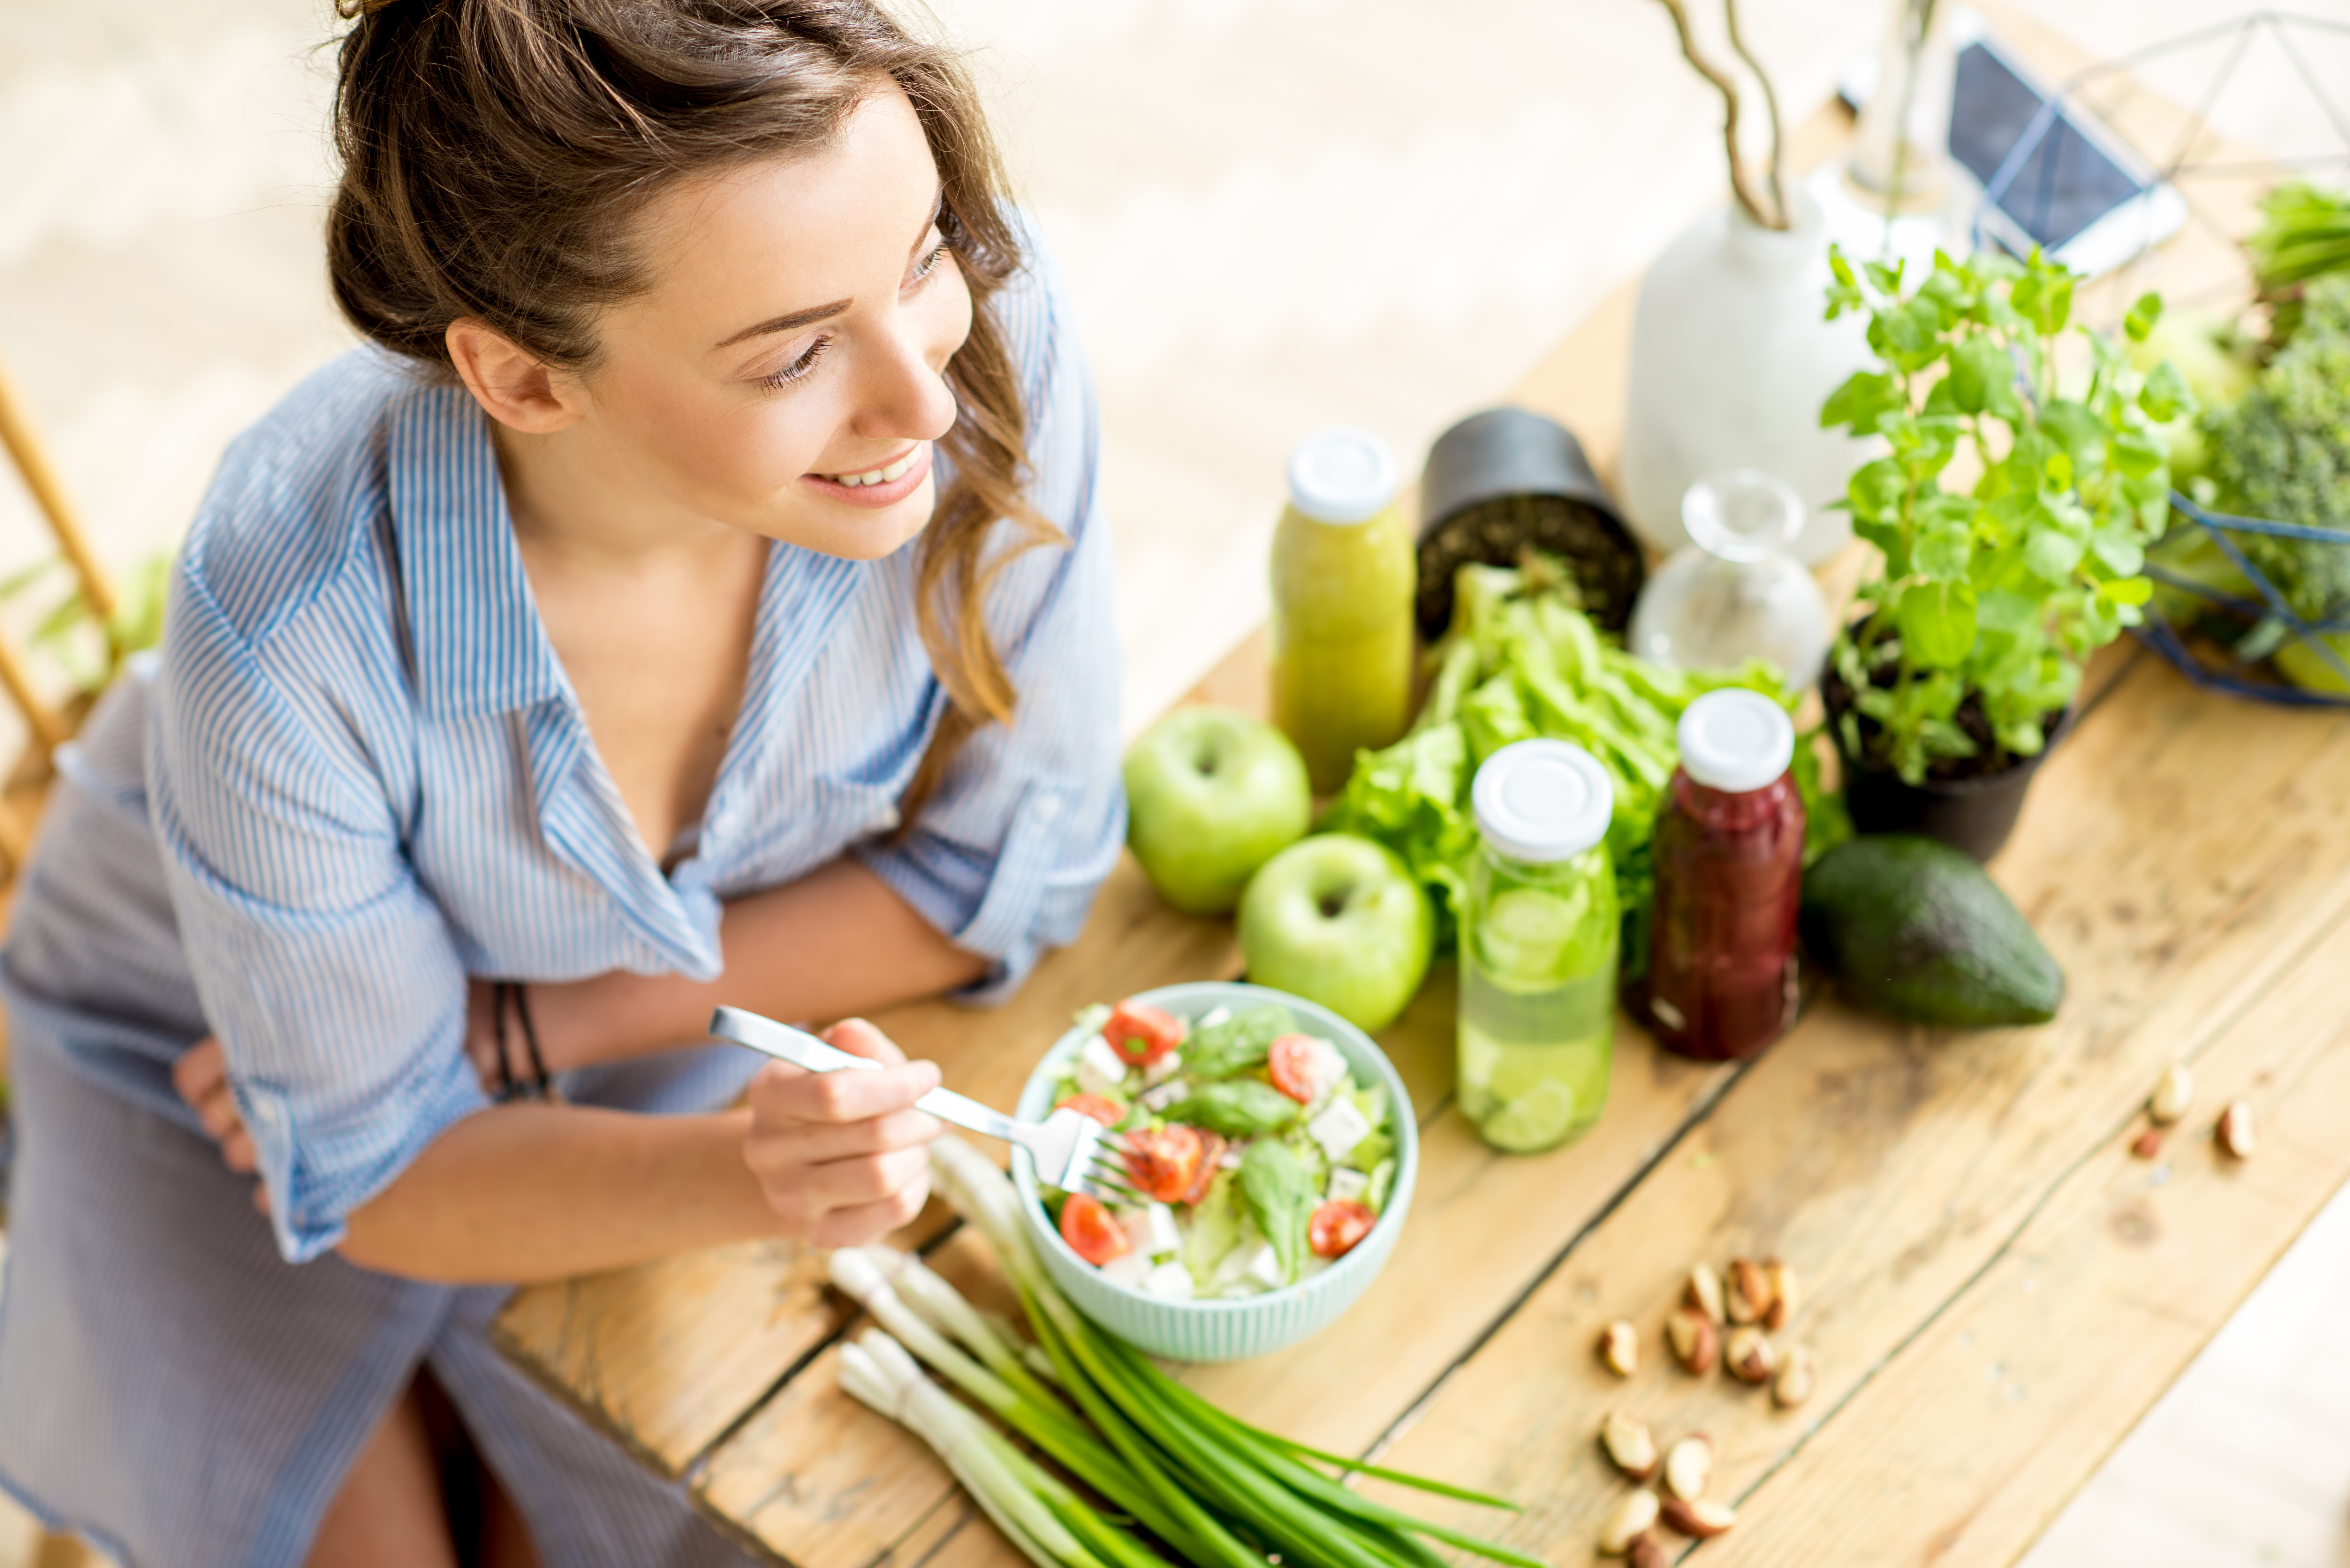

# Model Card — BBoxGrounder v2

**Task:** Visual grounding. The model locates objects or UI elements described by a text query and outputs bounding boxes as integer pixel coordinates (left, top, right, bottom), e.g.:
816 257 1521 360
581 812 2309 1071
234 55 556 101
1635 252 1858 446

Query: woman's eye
908 239 951 286
760 335 830 391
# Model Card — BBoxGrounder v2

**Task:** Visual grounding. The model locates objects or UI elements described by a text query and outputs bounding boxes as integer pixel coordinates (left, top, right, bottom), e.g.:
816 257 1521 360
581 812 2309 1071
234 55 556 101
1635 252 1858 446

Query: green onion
861 1137 1544 1568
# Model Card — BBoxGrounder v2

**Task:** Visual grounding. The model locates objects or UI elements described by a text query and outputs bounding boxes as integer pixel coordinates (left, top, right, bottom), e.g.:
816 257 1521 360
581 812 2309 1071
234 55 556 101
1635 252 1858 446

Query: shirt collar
386 383 568 719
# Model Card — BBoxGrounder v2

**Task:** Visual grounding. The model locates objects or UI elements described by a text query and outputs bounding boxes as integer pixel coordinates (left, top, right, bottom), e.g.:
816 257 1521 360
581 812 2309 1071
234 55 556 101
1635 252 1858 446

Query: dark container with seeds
1416 407 1647 640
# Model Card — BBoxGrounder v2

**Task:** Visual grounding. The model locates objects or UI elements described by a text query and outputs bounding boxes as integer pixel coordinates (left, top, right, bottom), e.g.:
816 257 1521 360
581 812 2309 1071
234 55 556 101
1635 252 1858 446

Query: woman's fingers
222 1127 259 1176
777 1105 943 1165
746 1056 938 1126
808 1175 933 1249
823 1017 907 1067
171 1037 226 1111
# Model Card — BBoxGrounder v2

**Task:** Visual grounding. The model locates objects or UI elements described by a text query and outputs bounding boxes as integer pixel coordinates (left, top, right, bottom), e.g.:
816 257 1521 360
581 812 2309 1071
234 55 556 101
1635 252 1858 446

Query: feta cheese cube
1119 1203 1182 1260
1307 1095 1373 1164
1244 1242 1287 1290
1143 1049 1185 1087
1195 1005 1233 1030
1139 1081 1185 1113
1217 1145 1244 1170
1296 1035 1350 1105
1073 1034 1131 1097
1326 1167 1369 1204
1141 1261 1195 1300
1099 1251 1152 1290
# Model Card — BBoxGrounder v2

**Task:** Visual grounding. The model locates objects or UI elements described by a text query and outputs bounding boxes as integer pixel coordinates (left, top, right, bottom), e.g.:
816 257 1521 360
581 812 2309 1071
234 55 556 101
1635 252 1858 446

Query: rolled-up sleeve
857 240 1126 1002
150 566 485 1263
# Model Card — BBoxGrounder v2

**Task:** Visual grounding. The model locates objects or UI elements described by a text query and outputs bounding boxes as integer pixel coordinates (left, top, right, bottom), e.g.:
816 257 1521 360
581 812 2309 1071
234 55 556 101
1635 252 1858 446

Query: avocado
1800 835 2065 1027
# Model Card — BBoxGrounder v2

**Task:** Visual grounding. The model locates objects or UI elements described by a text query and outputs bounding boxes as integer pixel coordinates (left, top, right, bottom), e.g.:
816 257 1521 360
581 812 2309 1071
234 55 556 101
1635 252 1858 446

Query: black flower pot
1820 661 2074 863
1415 407 1646 639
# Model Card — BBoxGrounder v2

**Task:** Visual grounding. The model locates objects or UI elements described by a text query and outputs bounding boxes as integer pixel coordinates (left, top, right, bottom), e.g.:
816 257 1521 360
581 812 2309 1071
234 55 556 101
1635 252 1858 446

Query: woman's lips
802 443 933 508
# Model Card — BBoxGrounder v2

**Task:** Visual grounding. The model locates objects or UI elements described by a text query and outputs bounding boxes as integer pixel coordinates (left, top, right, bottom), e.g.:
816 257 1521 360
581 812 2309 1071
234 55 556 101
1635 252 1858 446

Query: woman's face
556 84 974 561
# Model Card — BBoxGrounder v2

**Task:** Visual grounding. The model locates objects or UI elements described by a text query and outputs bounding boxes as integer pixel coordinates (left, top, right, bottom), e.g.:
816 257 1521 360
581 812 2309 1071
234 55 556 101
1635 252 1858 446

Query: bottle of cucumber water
1458 739 1619 1153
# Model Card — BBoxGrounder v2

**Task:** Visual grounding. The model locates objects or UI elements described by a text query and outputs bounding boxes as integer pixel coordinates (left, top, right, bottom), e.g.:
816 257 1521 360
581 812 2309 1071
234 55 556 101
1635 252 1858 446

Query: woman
0 1 1122 1563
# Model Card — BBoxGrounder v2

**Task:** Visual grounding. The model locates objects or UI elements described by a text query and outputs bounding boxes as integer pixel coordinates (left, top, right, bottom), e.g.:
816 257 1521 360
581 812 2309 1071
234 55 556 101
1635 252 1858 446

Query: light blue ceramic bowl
1012 980 1417 1363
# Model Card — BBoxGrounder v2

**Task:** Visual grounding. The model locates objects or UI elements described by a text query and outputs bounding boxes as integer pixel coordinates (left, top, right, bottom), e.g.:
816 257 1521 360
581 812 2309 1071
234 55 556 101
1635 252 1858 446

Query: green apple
1123 706 1313 915
1238 833 1434 1033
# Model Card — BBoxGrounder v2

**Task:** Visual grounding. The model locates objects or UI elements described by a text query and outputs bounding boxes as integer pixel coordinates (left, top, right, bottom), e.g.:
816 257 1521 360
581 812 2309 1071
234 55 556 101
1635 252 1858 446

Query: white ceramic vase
1620 189 1875 565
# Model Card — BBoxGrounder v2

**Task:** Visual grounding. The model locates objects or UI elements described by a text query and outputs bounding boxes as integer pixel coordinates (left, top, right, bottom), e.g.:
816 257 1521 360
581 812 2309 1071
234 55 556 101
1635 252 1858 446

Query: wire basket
1967 11 2350 708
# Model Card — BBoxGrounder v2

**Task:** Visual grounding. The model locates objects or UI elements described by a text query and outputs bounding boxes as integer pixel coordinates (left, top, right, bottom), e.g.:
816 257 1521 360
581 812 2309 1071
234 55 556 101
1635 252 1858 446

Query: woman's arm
180 1018 945 1283
512 857 985 1075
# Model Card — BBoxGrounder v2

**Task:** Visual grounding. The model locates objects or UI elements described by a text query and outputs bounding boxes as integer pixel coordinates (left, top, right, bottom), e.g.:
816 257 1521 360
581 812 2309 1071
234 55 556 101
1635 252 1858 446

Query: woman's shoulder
174 347 429 656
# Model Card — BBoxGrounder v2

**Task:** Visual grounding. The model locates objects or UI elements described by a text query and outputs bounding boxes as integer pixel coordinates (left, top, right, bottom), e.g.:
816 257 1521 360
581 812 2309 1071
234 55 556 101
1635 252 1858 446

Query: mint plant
1819 247 2191 783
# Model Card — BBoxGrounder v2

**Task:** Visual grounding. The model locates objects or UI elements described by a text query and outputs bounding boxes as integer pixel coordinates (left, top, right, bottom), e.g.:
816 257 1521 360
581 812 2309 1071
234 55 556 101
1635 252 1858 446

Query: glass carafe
1626 469 1831 692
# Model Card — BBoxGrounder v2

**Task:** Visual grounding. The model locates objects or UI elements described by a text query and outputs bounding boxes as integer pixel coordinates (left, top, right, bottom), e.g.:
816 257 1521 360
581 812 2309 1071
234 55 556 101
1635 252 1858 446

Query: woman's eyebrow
715 298 851 351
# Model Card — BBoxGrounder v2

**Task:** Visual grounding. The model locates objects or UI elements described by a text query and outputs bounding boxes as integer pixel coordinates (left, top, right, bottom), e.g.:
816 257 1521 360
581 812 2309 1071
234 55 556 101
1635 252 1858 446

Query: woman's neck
493 417 745 572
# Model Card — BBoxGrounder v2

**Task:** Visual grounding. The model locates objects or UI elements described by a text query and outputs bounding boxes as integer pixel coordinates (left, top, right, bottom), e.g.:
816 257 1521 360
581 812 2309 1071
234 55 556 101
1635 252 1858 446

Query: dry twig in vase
1655 0 1790 231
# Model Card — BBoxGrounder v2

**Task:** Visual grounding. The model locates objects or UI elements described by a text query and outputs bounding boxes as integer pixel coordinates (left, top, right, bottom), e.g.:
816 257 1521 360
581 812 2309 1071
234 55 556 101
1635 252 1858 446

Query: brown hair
327 0 1056 818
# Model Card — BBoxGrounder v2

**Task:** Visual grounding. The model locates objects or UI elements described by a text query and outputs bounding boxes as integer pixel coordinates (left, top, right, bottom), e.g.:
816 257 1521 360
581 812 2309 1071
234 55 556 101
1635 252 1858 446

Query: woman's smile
804 441 932 507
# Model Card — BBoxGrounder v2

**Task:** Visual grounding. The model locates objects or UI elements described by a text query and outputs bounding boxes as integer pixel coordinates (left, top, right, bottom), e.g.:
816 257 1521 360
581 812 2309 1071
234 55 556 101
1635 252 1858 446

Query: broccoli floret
2204 275 2350 623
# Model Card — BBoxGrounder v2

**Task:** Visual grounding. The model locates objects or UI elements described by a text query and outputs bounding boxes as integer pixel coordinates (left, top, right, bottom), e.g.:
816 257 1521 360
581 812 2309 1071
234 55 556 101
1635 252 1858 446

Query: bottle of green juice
1269 429 1415 794
1458 739 1620 1153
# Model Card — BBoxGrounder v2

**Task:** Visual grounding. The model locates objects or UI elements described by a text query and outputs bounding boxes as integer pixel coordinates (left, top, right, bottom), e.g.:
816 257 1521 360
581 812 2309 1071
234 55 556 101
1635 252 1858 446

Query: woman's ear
446 319 586 433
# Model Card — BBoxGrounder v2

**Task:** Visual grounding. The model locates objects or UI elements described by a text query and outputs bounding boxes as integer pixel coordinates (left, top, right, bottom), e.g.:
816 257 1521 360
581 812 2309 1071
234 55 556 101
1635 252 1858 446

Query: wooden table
494 18 2350 1564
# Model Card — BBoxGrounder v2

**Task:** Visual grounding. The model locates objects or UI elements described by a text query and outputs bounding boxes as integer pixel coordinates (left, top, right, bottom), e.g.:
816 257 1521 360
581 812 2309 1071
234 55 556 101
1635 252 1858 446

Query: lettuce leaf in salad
1182 1169 1248 1284
1182 1004 1294 1079
1160 1079 1300 1137
1367 1157 1398 1216
1240 1139 1315 1285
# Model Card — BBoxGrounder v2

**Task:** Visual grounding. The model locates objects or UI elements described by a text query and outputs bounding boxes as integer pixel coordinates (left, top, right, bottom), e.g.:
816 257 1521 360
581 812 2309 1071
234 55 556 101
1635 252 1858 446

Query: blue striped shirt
0 243 1124 1265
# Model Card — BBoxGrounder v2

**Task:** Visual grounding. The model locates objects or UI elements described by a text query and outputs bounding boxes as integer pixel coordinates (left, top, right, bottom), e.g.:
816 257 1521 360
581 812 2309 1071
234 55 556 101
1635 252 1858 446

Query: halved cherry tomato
1060 1192 1131 1266
1308 1199 1376 1260
1123 1124 1205 1204
1268 1033 1323 1104
1103 1000 1184 1067
1055 1092 1126 1127
1179 1132 1228 1206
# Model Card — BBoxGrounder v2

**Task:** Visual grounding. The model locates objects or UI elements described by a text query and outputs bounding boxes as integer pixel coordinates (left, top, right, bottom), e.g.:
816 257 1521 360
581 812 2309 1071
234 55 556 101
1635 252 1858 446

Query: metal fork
709 1007 1137 1202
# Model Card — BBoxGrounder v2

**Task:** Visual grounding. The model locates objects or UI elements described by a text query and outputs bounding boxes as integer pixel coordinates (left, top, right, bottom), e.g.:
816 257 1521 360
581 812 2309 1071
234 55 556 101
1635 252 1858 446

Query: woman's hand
741 1018 944 1248
172 1037 257 1175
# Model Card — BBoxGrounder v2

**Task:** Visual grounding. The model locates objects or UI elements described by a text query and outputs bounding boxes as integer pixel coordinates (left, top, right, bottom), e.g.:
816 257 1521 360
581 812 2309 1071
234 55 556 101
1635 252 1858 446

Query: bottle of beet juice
1645 689 1804 1061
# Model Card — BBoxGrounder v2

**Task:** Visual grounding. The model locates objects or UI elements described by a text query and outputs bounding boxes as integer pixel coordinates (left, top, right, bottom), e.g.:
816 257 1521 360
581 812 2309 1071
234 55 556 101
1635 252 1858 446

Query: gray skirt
0 1031 767 1568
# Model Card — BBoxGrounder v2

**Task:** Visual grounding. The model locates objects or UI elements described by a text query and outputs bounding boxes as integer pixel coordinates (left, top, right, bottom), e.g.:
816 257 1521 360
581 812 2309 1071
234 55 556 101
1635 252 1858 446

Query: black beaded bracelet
490 981 558 1103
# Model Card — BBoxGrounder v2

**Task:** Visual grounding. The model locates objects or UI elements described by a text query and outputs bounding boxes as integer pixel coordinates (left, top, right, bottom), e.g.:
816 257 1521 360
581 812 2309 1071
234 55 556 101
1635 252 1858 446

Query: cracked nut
2148 1063 2193 1126
1599 1319 1640 1379
1662 1434 1712 1501
1666 1306 1719 1376
1627 1533 1670 1568
1598 1489 1660 1555
2130 1127 2163 1160
1725 1325 1776 1384
1726 1258 1773 1325
1762 1259 1798 1331
2217 1100 2255 1159
1773 1346 1816 1409
1600 1410 1659 1482
1661 1496 1738 1539
1685 1261 1727 1325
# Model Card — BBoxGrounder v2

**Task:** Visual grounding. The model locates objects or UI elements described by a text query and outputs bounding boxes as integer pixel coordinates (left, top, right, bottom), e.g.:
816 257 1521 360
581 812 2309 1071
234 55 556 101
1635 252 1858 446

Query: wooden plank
1707 884 2350 1563
1347 653 2350 1561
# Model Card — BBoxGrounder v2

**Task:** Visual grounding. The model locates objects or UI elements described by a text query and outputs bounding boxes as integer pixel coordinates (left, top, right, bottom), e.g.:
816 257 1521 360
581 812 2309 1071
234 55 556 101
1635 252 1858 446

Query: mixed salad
1040 996 1399 1301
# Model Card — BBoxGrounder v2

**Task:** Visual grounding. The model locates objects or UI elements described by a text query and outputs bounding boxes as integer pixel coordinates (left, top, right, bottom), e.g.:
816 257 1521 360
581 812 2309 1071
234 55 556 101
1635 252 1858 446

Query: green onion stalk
827 1137 1546 1568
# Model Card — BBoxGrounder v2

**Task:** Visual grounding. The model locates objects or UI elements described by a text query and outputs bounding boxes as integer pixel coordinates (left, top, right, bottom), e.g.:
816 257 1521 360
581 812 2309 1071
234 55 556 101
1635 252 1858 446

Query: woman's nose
849 319 959 445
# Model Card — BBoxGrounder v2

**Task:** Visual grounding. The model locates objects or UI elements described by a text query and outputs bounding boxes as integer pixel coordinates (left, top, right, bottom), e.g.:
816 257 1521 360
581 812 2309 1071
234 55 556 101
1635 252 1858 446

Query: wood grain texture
1354 652 2350 1563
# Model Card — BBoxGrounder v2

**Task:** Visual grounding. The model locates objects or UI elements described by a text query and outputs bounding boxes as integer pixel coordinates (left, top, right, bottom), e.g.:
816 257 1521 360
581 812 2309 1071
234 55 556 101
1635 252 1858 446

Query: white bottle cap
1286 429 1399 525
1676 689 1794 794
1471 739 1614 863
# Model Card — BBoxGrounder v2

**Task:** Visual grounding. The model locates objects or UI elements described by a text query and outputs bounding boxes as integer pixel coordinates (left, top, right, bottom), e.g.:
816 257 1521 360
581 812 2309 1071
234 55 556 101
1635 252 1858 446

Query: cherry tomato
1060 1193 1131 1266
1055 1093 1125 1127
1179 1132 1228 1206
1268 1033 1324 1104
1103 1000 1184 1067
1308 1199 1376 1260
1123 1125 1205 1204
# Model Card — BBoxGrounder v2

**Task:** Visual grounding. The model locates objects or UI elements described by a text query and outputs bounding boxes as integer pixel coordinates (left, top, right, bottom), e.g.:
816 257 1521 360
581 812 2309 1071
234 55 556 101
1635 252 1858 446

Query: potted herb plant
1817 245 2191 859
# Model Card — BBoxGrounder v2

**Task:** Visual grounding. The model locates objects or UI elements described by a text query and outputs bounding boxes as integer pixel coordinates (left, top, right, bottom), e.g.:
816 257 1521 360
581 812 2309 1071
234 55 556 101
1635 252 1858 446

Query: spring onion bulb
823 1138 1548 1568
